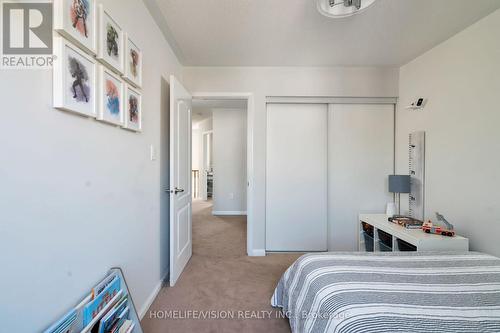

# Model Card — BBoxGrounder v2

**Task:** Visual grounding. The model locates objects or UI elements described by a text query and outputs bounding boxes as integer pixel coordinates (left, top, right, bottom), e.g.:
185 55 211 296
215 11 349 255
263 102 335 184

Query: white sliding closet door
266 104 328 252
328 104 394 251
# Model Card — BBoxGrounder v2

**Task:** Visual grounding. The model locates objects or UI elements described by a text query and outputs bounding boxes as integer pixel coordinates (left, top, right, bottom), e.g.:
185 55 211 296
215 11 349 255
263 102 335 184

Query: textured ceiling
146 0 500 66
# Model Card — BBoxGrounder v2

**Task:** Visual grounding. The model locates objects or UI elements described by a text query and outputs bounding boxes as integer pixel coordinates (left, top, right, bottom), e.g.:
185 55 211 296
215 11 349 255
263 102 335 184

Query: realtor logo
1 1 53 69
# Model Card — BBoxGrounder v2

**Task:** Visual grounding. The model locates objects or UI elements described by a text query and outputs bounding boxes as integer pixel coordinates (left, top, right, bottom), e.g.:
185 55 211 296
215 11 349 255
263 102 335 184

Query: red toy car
422 213 455 237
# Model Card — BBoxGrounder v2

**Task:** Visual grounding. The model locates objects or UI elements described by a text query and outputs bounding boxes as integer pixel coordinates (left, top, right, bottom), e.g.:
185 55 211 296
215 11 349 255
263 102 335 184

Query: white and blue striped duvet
272 252 500 333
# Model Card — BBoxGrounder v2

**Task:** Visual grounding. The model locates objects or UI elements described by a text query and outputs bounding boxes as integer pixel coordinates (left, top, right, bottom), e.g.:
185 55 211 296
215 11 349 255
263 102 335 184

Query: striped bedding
271 252 500 333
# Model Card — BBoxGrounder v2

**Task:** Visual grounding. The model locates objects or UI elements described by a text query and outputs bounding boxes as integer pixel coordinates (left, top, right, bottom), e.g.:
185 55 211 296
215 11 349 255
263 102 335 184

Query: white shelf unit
359 214 469 252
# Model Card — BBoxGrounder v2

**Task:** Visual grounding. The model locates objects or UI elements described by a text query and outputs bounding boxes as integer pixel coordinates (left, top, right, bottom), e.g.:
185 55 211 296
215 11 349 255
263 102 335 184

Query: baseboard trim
212 211 247 216
248 248 266 257
138 272 169 319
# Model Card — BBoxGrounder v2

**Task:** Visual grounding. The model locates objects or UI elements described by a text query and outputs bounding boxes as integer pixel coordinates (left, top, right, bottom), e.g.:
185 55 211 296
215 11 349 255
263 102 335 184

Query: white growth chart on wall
409 131 425 220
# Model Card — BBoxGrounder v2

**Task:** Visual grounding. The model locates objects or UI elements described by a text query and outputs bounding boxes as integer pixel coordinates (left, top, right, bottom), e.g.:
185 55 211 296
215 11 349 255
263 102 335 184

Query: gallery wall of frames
53 0 143 132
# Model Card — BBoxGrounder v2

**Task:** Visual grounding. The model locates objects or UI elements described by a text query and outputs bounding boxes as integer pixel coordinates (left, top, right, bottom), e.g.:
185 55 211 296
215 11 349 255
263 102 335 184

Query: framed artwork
98 65 124 126
123 34 142 88
123 85 142 132
97 5 124 74
53 36 97 117
54 0 97 55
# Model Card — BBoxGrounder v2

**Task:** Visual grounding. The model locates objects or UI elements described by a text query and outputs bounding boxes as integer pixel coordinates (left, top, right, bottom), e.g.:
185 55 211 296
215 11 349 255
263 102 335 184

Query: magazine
98 295 129 333
43 309 76 333
118 320 133 333
92 273 118 299
83 275 121 325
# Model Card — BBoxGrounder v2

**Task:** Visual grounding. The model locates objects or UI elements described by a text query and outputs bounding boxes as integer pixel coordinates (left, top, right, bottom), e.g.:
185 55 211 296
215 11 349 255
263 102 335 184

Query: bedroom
1 0 500 332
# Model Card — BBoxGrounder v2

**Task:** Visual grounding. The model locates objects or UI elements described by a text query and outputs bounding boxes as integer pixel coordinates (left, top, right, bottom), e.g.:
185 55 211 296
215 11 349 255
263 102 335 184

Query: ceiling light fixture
317 0 377 18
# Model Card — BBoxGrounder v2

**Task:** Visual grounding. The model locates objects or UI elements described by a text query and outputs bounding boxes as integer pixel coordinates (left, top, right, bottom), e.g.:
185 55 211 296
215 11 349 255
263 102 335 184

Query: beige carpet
141 199 302 333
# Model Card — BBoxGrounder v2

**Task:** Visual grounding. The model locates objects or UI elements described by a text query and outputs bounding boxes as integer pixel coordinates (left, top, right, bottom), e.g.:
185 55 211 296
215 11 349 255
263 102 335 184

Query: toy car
422 212 455 237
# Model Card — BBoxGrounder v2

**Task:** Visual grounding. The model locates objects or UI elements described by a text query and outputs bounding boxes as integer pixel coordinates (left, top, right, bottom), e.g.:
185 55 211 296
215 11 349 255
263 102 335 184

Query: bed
271 252 500 333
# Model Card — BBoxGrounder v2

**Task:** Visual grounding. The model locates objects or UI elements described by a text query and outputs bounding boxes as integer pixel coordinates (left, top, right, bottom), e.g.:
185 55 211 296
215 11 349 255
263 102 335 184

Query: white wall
193 117 214 172
191 128 201 198
197 118 213 136
396 9 500 256
195 117 213 199
192 128 201 170
183 66 399 254
0 1 182 331
212 109 247 214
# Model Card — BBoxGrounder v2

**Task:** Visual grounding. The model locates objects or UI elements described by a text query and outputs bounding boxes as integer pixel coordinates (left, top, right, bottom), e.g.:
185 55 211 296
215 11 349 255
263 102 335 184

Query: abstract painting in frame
53 37 97 117
54 0 97 55
123 85 142 132
97 4 124 74
123 34 142 88
98 65 124 126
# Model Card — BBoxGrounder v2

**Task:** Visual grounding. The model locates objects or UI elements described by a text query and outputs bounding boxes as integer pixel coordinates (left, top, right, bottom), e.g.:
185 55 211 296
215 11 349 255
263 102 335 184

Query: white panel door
266 103 328 252
328 104 394 251
169 75 192 286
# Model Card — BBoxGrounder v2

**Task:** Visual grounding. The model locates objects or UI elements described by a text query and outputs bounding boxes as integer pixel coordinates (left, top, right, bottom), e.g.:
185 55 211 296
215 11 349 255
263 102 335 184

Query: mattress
271 252 500 333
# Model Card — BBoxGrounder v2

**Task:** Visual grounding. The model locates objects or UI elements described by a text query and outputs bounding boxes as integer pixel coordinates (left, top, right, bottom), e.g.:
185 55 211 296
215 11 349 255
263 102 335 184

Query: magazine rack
81 267 143 333
44 267 144 333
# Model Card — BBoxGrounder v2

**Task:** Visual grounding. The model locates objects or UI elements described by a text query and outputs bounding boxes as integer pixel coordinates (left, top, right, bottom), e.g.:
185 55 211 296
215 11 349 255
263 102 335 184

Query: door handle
166 187 185 194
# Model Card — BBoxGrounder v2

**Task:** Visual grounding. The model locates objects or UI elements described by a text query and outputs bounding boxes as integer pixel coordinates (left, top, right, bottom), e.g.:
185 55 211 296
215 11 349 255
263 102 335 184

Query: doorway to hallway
191 99 248 217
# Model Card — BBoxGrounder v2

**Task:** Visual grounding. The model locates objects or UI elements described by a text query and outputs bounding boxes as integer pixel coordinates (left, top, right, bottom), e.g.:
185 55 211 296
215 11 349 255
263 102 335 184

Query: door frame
192 92 256 257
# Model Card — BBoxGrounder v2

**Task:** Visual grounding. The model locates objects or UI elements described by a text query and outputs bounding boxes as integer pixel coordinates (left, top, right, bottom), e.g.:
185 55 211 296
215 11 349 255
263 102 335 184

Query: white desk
359 214 469 252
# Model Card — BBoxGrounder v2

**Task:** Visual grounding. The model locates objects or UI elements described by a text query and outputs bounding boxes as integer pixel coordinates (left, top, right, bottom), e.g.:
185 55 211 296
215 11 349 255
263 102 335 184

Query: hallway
141 200 301 332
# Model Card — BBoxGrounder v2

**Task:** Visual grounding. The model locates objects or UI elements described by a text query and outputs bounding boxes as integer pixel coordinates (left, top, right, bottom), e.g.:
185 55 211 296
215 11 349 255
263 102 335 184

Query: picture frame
53 0 97 55
123 85 142 132
123 34 143 88
53 36 97 118
96 4 124 74
97 65 124 126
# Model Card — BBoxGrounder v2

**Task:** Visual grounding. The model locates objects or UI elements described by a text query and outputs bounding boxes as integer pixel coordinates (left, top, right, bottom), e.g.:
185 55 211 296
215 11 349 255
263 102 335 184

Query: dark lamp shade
388 175 411 194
